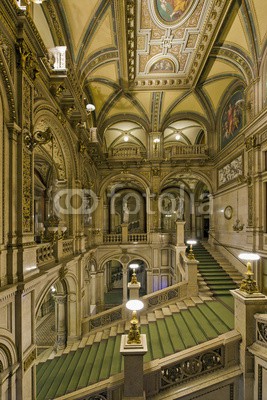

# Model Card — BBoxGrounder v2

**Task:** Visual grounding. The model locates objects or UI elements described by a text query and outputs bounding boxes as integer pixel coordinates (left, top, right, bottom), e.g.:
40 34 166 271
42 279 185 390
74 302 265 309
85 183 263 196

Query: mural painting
156 0 192 22
221 90 244 149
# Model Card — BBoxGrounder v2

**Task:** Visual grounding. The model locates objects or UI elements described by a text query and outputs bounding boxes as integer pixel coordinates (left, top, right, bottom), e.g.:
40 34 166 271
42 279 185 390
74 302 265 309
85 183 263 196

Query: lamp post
187 239 197 260
129 263 139 284
238 253 260 294
120 300 147 399
126 299 144 345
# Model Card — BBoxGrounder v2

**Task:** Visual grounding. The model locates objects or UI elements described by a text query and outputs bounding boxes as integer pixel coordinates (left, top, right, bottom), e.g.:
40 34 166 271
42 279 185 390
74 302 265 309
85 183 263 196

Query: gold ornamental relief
22 148 33 232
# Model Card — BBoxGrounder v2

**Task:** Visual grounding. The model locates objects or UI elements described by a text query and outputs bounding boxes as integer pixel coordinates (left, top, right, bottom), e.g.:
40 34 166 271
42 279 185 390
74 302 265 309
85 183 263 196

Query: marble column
54 294 67 351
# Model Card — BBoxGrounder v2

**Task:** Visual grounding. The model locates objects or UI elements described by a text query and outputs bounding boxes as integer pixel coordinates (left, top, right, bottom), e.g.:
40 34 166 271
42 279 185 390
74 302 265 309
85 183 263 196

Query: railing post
231 288 267 400
120 335 147 399
184 258 199 297
122 223 128 242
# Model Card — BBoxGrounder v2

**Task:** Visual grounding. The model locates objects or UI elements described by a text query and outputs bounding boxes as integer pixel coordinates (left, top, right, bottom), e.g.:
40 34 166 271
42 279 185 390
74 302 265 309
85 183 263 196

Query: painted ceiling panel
106 96 142 119
203 77 236 111
84 8 115 60
90 62 119 84
206 59 241 80
170 93 207 118
132 92 153 118
61 0 99 56
33 4 54 48
161 90 187 118
222 9 250 56
88 82 115 117
250 0 267 48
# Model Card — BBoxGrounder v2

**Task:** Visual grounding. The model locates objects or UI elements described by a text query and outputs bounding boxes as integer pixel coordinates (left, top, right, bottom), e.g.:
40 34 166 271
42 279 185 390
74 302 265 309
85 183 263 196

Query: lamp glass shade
86 104 95 112
187 240 197 245
126 300 144 311
129 263 139 270
238 253 260 261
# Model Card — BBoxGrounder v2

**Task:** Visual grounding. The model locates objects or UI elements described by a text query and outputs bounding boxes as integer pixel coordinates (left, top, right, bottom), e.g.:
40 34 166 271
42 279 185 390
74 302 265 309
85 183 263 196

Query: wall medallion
155 0 194 24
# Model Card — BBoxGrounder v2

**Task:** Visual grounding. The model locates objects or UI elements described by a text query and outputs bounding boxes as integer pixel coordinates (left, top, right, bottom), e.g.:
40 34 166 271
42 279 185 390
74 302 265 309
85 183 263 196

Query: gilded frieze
22 147 32 232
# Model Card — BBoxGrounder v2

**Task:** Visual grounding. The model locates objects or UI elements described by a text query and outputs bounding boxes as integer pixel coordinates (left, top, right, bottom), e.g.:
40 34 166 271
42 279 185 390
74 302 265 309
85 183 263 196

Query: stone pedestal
231 289 267 400
128 282 141 300
176 220 186 246
122 223 128 243
54 294 67 351
185 259 199 297
120 334 147 399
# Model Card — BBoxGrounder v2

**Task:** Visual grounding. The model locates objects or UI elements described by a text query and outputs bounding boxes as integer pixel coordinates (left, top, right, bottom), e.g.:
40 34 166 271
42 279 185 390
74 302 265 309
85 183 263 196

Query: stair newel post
175 221 187 282
185 258 199 297
120 300 147 400
231 252 267 400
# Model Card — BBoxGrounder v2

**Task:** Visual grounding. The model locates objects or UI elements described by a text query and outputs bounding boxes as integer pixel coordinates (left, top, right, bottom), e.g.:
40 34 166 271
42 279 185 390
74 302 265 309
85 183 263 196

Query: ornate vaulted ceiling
31 0 267 149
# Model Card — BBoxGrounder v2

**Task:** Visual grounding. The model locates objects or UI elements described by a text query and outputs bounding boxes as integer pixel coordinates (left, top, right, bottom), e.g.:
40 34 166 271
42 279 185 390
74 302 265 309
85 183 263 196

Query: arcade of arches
1 0 267 399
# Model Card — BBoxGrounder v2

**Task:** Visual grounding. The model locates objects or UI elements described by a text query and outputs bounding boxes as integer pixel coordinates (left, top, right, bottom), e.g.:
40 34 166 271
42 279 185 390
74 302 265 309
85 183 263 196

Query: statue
176 195 184 220
123 201 129 223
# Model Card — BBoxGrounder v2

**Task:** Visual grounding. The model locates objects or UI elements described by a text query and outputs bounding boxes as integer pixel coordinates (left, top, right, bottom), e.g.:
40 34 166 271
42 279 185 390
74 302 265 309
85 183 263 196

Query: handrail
82 281 188 333
53 330 241 400
208 233 246 267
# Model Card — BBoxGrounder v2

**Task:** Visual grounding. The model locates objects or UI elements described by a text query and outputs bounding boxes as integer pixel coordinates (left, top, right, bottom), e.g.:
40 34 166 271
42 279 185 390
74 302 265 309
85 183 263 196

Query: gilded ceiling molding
211 46 254 84
0 49 16 121
99 172 151 198
81 50 118 81
160 169 214 194
127 0 233 90
151 92 163 132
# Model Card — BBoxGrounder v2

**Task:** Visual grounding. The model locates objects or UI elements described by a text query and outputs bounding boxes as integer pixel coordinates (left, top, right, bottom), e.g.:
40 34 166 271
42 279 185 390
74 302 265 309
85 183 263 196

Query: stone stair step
102 329 110 340
176 301 188 310
147 312 156 322
162 307 172 316
78 337 89 348
169 304 180 313
183 299 195 307
109 326 118 337
94 331 103 342
191 296 204 304
154 309 164 319
69 342 80 352
140 315 148 324
199 294 213 301
86 334 96 346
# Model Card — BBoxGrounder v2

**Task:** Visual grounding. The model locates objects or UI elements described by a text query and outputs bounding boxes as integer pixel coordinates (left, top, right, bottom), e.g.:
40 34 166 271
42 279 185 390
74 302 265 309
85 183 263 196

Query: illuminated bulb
175 133 181 140
153 138 160 143
86 103 95 113
124 135 129 142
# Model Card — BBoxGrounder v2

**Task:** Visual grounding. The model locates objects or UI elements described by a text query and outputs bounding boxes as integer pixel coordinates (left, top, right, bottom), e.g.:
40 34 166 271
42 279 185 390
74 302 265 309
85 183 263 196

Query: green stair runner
194 243 238 296
36 296 234 400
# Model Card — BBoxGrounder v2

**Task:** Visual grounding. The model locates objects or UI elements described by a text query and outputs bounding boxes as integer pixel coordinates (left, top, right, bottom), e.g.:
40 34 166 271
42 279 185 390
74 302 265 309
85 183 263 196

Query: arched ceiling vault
30 0 267 146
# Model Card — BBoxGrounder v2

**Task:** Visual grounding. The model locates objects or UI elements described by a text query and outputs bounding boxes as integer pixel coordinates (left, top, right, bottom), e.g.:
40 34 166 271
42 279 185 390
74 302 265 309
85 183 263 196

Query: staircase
36 294 234 400
194 242 242 298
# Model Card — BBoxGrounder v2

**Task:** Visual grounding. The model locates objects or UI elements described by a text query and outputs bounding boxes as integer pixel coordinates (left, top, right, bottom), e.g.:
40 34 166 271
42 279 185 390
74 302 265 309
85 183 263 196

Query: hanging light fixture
124 133 129 142
175 132 181 141
86 103 95 115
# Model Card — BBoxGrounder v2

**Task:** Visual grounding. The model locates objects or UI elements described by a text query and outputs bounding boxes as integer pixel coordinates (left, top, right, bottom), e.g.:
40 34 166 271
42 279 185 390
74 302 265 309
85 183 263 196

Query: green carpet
36 297 234 400
193 243 238 296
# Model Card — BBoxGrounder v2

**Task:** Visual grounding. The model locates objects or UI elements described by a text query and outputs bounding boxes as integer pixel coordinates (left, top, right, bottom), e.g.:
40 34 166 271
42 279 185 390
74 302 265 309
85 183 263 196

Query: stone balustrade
36 243 54 266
